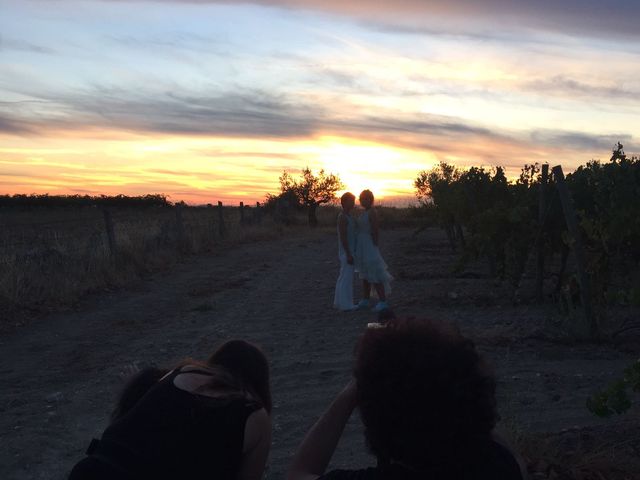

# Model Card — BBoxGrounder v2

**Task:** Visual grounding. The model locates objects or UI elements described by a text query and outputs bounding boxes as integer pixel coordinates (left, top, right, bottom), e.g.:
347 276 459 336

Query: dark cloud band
2 86 636 162
98 0 640 39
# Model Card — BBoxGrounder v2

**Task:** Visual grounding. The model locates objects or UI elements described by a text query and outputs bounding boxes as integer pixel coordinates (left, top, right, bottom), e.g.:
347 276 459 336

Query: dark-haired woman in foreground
69 340 272 480
288 319 525 480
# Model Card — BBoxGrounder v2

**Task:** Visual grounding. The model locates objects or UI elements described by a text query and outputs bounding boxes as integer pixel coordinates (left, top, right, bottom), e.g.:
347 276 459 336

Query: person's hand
347 254 354 265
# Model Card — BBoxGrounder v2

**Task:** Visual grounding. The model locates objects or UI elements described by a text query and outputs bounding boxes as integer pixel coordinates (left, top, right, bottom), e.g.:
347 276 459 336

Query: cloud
95 0 640 40
2 84 636 170
530 131 638 153
523 76 639 102
0 115 35 135
0 88 322 138
106 31 233 63
0 85 514 150
315 68 363 90
0 36 56 55
194 150 301 160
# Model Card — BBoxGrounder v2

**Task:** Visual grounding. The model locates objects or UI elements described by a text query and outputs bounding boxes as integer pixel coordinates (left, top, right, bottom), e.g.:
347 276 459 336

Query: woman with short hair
288 319 524 480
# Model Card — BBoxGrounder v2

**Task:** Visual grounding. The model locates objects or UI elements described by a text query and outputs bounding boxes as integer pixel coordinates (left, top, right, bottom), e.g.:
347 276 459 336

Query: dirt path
1 228 638 479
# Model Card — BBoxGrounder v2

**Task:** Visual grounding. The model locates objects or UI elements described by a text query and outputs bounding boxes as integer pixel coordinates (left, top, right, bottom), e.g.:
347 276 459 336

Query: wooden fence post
102 209 116 255
218 201 226 237
552 165 596 338
175 205 185 249
207 203 215 239
239 201 245 224
535 164 549 302
254 201 262 224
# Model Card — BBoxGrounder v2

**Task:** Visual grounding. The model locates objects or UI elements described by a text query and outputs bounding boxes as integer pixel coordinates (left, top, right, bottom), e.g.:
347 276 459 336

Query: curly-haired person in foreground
287 318 525 480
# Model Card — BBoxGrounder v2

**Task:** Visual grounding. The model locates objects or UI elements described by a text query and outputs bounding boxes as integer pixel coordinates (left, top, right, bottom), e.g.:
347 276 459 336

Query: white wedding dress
354 210 392 294
333 212 357 310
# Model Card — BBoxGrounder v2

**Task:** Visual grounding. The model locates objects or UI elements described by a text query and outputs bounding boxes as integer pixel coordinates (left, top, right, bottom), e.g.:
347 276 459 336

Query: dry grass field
0 205 348 327
0 211 638 480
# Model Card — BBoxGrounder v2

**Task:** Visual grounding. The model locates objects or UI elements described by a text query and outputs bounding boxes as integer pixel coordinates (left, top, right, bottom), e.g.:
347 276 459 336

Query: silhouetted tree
414 162 462 249
277 168 343 227
610 141 626 163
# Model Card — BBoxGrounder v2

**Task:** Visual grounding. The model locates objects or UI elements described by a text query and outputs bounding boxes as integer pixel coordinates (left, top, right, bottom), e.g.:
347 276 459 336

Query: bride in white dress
354 190 392 312
333 192 358 311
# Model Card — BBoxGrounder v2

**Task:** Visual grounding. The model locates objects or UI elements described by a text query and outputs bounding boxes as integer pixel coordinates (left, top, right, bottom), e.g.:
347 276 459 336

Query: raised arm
287 381 357 480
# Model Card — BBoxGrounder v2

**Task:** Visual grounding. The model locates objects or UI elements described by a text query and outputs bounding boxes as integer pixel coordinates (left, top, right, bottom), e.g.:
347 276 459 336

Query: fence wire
0 205 258 257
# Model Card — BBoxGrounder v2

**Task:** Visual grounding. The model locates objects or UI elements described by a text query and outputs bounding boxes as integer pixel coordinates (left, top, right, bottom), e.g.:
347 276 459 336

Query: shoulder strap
177 366 214 376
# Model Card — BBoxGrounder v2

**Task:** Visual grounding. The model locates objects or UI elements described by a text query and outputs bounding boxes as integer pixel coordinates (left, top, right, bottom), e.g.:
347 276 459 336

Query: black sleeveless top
71 368 261 480
319 439 523 480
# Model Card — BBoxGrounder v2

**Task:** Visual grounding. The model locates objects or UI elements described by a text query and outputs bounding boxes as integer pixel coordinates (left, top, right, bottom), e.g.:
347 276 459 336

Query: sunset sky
1 0 639 204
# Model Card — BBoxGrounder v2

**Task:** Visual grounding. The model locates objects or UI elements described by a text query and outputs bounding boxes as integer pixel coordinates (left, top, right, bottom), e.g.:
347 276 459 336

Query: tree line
0 193 171 208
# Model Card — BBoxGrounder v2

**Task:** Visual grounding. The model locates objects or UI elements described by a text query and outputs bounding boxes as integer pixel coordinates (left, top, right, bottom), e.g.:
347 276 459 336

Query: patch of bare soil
0 228 638 480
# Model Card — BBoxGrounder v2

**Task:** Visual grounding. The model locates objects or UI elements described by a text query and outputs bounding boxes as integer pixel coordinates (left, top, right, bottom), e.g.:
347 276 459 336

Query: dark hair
341 192 356 207
354 318 497 468
207 340 272 413
110 341 271 422
111 367 169 421
359 189 374 206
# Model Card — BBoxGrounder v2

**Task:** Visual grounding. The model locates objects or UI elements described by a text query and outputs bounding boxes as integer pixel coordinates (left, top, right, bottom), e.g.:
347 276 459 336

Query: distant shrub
587 359 640 417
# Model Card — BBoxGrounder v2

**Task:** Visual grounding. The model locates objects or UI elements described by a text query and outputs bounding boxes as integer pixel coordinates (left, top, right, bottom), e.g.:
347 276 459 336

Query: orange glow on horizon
1 128 596 206
313 136 433 202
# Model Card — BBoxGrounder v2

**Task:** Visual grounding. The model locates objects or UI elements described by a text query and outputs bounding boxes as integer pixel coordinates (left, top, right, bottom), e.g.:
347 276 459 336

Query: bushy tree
415 162 462 249
567 143 640 305
273 168 343 227
413 143 640 316
415 162 550 285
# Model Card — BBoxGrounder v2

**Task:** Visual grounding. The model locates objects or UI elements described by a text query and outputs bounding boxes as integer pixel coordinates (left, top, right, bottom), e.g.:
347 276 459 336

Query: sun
314 137 409 200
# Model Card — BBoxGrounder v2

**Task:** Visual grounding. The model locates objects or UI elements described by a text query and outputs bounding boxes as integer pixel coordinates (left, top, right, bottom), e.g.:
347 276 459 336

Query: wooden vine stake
218 201 226 238
552 165 597 339
535 164 549 302
175 205 185 250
